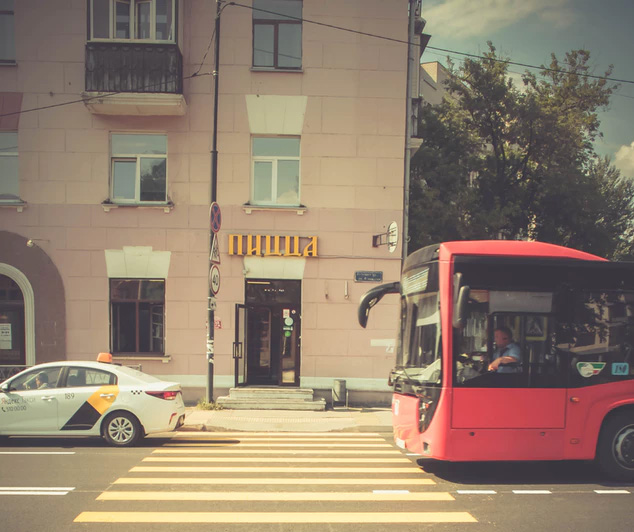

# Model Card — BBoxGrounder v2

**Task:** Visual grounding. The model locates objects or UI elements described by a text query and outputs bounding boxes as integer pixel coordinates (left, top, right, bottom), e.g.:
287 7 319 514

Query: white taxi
0 360 186 446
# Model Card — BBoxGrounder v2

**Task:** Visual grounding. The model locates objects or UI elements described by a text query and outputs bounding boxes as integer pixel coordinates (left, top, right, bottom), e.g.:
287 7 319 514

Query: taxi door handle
100 393 115 399
41 396 55 401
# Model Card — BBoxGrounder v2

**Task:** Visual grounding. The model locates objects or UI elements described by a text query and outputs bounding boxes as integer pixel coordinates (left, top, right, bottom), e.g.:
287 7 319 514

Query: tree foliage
410 44 634 259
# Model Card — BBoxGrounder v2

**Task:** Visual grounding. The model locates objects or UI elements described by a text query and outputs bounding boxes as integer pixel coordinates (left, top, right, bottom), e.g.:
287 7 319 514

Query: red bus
358 241 634 480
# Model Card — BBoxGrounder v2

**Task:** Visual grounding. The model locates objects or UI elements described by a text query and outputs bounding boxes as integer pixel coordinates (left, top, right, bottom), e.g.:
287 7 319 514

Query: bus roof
404 241 606 271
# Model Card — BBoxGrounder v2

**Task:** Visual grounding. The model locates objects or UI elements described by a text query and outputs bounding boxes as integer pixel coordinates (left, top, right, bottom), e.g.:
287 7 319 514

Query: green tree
409 44 634 259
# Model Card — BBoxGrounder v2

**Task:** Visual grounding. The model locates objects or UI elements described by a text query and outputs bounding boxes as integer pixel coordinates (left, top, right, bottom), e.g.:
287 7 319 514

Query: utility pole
207 0 222 402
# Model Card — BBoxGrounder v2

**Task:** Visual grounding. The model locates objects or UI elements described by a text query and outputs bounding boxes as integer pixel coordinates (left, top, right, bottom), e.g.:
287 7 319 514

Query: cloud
614 142 634 177
424 0 574 38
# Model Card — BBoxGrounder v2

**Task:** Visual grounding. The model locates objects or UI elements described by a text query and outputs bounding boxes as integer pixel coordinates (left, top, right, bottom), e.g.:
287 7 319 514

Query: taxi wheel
102 412 142 447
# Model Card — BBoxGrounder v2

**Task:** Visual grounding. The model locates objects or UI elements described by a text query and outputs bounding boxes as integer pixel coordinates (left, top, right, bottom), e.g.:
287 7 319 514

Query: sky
421 0 634 177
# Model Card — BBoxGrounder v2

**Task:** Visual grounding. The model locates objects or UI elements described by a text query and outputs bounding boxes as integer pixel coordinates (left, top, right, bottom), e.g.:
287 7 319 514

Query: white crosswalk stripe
74 431 478 525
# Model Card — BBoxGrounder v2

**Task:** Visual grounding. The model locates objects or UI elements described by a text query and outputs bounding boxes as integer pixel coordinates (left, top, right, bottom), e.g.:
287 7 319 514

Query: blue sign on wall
354 271 383 283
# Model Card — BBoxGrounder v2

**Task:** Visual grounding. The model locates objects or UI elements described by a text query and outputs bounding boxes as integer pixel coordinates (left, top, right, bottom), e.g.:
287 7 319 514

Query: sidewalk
181 407 393 433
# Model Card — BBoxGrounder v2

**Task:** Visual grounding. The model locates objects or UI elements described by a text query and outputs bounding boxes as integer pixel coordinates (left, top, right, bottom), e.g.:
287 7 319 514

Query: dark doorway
0 275 25 365
235 279 301 386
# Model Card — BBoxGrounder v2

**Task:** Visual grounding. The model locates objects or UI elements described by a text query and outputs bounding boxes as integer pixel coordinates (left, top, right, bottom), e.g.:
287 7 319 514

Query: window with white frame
0 0 15 63
110 134 167 203
89 0 176 42
251 137 300 206
0 131 19 202
252 0 302 70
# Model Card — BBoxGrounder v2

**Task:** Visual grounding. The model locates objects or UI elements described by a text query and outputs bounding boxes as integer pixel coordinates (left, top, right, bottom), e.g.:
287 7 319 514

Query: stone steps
216 387 326 411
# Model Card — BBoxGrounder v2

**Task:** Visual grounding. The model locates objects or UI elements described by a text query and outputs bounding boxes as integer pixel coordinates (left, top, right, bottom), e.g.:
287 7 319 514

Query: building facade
0 0 422 403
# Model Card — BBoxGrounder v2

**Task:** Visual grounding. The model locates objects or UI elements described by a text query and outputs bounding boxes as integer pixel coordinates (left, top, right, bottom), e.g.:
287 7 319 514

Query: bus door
453 303 567 459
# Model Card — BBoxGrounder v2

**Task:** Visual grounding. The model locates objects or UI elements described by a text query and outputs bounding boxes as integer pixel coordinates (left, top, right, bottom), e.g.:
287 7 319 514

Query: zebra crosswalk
73 431 477 525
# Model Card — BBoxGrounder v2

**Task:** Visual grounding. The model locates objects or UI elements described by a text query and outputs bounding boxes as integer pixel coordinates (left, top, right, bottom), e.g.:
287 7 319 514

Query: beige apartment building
0 0 427 404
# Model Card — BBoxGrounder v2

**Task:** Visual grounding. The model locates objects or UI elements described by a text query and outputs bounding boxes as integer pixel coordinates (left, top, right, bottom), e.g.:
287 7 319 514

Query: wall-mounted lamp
26 238 48 248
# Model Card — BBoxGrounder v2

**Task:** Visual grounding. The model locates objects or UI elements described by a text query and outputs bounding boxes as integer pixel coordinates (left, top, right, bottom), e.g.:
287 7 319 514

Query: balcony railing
85 42 183 94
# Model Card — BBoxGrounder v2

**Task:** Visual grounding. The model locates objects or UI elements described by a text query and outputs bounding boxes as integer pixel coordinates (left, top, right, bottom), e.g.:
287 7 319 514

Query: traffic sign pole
207 0 221 403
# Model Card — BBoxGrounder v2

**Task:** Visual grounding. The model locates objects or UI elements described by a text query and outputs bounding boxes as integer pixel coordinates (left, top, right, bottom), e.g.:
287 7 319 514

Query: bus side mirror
452 285 470 329
358 282 400 328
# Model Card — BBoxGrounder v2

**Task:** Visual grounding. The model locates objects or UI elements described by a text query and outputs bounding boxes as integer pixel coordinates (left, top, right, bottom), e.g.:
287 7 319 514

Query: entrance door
233 304 247 387
244 280 301 386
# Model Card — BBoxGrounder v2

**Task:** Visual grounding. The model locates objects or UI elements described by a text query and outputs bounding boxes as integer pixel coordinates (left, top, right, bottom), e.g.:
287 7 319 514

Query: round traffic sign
210 202 222 233
209 265 220 295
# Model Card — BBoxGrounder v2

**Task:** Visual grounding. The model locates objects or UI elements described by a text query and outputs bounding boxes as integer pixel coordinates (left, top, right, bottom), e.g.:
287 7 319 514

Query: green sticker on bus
576 362 606 378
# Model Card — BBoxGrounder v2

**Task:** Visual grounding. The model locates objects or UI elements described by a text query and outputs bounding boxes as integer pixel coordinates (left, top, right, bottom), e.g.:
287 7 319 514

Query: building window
251 137 300 206
110 279 164 355
110 133 167 204
89 0 176 42
0 131 18 202
252 0 302 70
0 0 15 63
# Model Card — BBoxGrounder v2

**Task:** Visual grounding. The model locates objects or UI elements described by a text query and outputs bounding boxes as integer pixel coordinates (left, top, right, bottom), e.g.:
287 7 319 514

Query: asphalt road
0 431 632 531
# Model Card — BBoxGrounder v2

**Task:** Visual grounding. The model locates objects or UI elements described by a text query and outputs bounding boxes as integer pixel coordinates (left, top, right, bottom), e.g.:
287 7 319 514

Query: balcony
83 42 187 116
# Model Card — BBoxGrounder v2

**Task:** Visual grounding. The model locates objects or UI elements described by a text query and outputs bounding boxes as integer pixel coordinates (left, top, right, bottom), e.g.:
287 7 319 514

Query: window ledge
243 203 307 215
0 200 27 212
113 355 171 364
102 200 174 213
0 61 17 67
250 67 303 73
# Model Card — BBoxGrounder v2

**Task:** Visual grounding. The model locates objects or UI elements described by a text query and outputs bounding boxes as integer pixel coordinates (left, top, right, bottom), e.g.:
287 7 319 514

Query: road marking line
164 443 394 448
512 490 552 494
75 511 476 523
97 491 454 501
0 452 75 455
113 477 436 485
130 466 423 473
0 487 75 496
457 490 497 495
0 491 71 496
173 438 388 442
594 490 630 494
153 449 402 455
173 432 383 438
143 457 410 464
0 487 75 491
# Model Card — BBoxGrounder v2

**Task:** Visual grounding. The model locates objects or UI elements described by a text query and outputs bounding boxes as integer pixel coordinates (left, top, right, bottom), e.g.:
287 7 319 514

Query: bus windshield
395 263 441 385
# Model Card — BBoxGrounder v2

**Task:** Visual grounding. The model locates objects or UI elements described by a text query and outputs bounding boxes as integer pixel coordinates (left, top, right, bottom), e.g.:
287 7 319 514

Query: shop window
89 0 176 42
253 0 302 70
110 279 165 355
251 136 300 206
110 133 167 204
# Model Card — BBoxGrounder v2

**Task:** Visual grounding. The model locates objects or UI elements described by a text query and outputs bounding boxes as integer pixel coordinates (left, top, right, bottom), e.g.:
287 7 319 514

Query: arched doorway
0 274 26 365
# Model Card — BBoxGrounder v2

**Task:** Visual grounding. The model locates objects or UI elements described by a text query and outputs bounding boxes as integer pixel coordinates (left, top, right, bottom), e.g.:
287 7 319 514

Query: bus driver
488 326 521 373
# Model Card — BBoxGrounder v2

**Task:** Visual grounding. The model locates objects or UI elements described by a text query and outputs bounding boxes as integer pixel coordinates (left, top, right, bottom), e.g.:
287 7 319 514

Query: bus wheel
597 412 634 481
